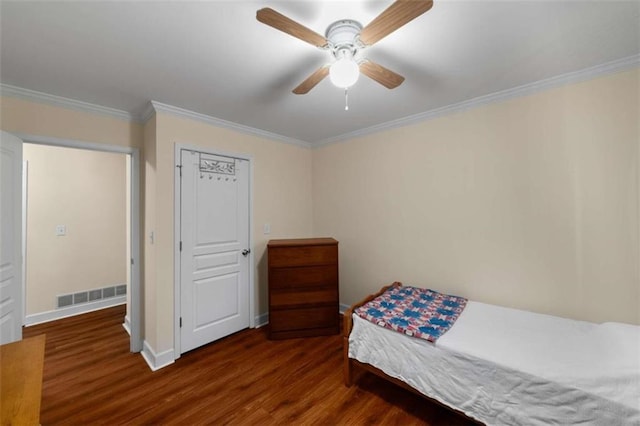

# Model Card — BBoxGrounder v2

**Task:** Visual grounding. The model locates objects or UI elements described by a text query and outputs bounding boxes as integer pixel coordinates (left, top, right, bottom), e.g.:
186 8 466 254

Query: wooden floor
24 306 475 425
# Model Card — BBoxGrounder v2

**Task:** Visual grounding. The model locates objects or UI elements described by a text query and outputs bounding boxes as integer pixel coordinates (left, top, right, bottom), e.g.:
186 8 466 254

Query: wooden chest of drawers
267 238 339 339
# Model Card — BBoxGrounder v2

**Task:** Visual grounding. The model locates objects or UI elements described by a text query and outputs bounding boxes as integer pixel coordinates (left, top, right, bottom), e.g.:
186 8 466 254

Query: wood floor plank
23 305 475 425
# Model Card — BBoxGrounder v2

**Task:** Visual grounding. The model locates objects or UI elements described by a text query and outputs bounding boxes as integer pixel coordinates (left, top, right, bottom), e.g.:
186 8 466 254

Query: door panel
194 250 238 271
0 131 23 344
194 273 239 326
179 150 250 353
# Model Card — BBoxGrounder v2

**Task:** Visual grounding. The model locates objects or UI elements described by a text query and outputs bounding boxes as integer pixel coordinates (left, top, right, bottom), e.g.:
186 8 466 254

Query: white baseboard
254 312 269 328
24 296 126 326
141 341 175 372
122 314 131 335
339 303 350 314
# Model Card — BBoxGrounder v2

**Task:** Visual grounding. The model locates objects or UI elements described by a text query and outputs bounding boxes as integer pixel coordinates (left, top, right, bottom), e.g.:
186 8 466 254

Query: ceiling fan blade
360 61 405 89
257 8 328 48
292 66 330 94
360 0 434 46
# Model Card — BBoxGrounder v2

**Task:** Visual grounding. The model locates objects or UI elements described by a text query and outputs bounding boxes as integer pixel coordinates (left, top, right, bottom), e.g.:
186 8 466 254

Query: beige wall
145 112 314 352
23 144 127 314
313 68 640 325
1 96 142 149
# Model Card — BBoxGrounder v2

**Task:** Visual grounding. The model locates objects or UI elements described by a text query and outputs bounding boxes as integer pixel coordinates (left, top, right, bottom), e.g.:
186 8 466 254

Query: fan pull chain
344 88 349 111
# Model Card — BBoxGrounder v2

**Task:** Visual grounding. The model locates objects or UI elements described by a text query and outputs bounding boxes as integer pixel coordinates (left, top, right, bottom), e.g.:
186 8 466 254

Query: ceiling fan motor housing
326 19 363 55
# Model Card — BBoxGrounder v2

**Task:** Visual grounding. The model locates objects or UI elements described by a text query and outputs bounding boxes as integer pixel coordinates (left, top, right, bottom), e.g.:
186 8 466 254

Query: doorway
17 133 141 352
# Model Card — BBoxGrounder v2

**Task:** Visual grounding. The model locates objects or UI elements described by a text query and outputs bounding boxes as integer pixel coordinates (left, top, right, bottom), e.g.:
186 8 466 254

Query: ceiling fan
256 0 434 95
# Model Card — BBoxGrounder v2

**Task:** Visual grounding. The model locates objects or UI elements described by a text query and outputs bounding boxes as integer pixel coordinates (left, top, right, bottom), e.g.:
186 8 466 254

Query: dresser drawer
269 265 337 290
269 306 338 332
268 244 337 267
270 286 338 308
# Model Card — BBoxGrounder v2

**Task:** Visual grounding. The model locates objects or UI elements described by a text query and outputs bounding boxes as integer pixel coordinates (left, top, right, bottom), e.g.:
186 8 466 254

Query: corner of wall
141 340 175 372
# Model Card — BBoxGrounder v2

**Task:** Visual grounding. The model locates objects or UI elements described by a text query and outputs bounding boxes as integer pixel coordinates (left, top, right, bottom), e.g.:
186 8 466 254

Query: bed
343 282 640 426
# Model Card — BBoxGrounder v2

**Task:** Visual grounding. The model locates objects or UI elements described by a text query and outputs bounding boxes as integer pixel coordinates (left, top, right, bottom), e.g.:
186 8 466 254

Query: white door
0 131 23 344
179 149 250 353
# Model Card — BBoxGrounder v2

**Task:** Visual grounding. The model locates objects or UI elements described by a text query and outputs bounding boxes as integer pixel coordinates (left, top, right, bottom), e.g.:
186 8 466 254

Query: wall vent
57 284 126 309
89 289 102 301
57 294 73 308
73 292 88 304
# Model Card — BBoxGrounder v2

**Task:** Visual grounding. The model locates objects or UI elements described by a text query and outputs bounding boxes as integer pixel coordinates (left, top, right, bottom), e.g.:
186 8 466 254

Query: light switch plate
263 223 271 234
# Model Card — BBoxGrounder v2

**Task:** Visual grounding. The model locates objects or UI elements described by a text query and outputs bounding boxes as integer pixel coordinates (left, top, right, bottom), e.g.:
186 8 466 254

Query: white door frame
22 160 28 327
173 142 255 358
1 131 24 343
13 133 142 353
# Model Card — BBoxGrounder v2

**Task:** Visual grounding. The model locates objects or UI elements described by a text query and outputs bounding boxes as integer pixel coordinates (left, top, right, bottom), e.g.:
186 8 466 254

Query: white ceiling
1 1 638 145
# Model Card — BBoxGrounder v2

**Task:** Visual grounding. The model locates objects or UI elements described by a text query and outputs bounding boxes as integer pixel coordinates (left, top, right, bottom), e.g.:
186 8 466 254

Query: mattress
349 301 640 425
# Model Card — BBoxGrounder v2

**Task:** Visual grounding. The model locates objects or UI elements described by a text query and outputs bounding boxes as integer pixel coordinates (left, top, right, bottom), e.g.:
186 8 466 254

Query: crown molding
0 83 311 147
314 54 640 148
0 83 139 123
140 101 156 123
3 54 637 148
149 101 312 149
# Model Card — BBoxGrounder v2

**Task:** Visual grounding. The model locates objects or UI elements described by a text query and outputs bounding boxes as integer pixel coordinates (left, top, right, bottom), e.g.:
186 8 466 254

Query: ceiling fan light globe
329 57 359 89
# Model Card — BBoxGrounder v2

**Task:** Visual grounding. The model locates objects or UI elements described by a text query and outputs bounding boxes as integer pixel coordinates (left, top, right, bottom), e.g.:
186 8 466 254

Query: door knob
242 249 251 256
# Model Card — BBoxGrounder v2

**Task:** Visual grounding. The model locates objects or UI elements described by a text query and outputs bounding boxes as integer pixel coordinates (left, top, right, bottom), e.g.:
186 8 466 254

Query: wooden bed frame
342 282 481 424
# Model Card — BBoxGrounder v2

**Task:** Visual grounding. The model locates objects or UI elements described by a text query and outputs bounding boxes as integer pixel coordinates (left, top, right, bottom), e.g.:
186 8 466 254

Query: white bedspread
349 301 640 425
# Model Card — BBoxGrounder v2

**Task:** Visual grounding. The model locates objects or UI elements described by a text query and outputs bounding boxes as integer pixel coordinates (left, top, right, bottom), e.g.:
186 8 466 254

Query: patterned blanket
354 285 468 343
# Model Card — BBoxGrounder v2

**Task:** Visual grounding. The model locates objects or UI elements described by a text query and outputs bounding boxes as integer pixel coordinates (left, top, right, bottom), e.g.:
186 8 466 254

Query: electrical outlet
56 225 67 236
